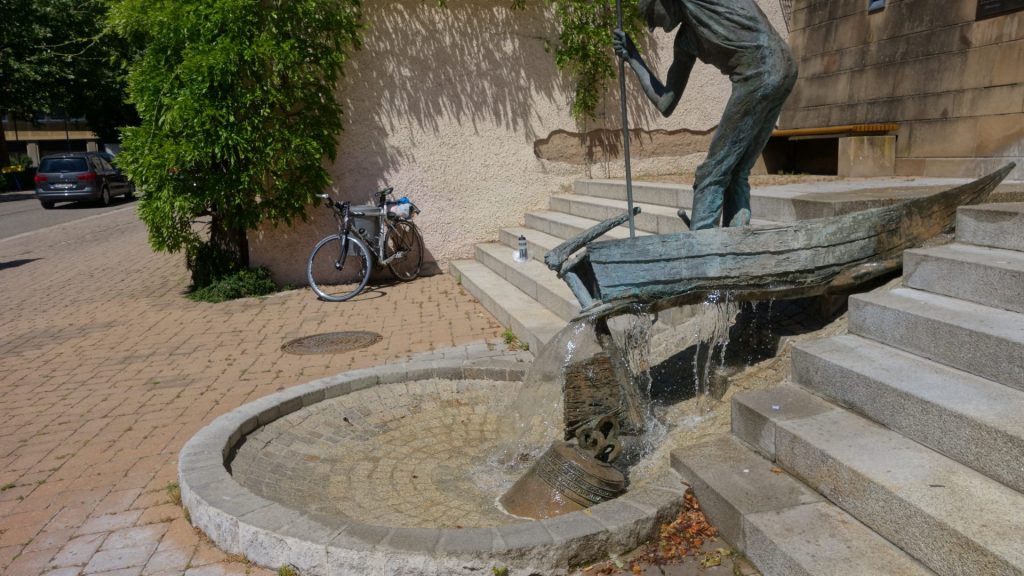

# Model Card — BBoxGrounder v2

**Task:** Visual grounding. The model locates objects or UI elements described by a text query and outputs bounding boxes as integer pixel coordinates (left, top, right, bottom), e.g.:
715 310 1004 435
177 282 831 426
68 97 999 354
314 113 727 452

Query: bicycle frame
320 187 419 268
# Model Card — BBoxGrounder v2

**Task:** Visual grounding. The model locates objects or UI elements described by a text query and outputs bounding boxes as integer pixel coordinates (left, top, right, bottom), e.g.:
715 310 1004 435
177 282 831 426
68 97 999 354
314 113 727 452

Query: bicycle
307 186 423 301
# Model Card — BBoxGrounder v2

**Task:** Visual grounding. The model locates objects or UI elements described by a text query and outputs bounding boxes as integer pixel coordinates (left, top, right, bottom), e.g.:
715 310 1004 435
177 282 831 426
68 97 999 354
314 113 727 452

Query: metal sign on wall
977 0 1024 19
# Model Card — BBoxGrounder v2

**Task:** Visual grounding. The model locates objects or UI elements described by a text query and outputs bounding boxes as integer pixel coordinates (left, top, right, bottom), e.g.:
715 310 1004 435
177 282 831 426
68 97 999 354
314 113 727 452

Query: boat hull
559 163 1016 318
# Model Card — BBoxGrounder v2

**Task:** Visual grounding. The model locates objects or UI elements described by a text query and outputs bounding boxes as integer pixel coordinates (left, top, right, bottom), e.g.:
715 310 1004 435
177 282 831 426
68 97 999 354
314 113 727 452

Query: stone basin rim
178 356 685 575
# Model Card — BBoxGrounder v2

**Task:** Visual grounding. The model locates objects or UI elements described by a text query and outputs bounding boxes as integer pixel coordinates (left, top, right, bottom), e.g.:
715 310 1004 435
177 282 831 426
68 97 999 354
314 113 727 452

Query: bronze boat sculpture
545 163 1016 321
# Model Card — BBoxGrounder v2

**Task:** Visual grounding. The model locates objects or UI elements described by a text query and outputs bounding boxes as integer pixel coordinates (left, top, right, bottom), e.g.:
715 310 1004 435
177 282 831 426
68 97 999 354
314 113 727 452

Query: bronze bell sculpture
499 441 626 519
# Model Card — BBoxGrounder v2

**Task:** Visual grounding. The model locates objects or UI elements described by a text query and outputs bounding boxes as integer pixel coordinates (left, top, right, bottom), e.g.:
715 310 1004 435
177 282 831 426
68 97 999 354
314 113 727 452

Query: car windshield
40 158 88 173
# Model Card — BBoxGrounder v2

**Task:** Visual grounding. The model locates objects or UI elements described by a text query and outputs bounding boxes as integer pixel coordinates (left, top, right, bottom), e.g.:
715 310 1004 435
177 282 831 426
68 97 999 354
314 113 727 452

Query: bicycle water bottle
515 235 528 263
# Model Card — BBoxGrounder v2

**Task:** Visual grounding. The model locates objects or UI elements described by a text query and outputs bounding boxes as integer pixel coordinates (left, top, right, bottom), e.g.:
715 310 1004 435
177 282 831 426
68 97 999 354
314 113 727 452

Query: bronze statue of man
613 0 797 230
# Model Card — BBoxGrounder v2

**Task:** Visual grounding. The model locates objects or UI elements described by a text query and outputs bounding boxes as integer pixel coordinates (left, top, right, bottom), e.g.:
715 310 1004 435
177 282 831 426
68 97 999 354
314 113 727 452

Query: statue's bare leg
690 47 797 230
688 78 762 230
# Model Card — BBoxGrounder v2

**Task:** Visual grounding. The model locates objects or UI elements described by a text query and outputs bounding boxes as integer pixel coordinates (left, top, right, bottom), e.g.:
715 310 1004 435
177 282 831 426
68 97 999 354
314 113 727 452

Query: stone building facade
249 0 788 285
780 0 1023 180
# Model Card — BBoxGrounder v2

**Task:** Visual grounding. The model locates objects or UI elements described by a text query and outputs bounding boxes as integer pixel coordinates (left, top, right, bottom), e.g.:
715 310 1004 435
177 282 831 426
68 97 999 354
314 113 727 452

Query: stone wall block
907 117 978 158
895 123 914 157
833 0 866 20
975 114 1024 157
963 44 999 88
833 13 870 52
848 64 897 102
790 6 809 32
898 92 956 122
839 135 896 177
970 11 1023 47
954 85 1024 117
838 45 867 72
891 53 964 98
859 99 901 124
878 0 976 41
778 106 833 129
993 39 1024 86
921 158 1010 178
803 23 834 58
829 102 868 125
800 53 828 77
792 74 847 108
895 158 926 176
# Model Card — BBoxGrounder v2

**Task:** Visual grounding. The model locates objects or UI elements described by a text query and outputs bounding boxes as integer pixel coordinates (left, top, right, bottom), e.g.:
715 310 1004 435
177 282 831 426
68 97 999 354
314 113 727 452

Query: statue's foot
677 208 691 229
728 208 751 227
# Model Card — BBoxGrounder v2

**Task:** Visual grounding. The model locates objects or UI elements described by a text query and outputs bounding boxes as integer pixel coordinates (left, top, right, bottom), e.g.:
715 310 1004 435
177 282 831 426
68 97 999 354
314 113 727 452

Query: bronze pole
616 0 636 238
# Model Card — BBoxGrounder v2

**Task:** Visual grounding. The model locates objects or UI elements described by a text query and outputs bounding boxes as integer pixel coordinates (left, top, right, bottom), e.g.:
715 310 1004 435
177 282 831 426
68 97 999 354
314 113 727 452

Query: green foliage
187 267 278 303
108 0 363 280
0 0 136 138
502 329 529 351
430 0 639 122
549 0 644 122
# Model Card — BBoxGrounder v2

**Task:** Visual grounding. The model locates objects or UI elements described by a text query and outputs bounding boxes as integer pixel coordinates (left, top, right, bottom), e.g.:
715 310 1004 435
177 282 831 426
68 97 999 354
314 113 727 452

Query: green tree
550 0 643 122
108 0 362 285
1 0 134 165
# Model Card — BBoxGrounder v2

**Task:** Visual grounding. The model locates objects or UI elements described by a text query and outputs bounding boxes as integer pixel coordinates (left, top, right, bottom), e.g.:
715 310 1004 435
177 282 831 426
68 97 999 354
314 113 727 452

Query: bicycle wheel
384 220 423 281
307 234 372 301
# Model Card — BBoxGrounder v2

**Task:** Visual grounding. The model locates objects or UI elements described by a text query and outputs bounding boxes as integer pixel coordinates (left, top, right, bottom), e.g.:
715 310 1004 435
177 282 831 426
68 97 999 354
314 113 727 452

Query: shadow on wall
332 0 562 191
330 0 667 194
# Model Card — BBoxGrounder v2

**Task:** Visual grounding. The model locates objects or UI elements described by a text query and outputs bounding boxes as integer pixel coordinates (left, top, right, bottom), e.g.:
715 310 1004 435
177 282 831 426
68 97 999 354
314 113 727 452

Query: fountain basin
179 357 684 576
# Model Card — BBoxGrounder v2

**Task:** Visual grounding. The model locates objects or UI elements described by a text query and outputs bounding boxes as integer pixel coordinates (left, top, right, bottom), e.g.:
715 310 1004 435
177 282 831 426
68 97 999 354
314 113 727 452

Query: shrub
187 267 278 303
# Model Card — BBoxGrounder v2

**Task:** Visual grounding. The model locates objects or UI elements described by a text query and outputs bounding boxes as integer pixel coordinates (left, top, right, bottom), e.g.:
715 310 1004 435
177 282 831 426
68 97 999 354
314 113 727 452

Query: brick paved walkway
0 207 503 576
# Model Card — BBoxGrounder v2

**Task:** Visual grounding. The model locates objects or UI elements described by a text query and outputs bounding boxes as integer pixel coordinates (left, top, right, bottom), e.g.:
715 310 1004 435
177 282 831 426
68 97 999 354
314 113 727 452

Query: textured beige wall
783 0 1024 180
250 0 789 285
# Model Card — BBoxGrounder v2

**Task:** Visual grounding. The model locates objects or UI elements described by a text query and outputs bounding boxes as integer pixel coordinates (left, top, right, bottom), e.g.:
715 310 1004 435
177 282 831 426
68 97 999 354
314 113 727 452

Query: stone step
549 194 776 235
498 225 700 331
671 435 934 576
574 179 691 209
523 210 648 241
904 242 1024 313
849 287 1024 390
573 177 1003 223
792 334 1024 494
448 260 566 354
498 226 563 265
549 195 688 235
732 383 1024 576
474 242 580 322
956 202 1024 252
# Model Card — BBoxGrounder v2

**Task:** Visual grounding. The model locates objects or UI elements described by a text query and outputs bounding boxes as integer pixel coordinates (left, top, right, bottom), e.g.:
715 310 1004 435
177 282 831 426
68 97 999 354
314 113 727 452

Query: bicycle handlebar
319 187 420 215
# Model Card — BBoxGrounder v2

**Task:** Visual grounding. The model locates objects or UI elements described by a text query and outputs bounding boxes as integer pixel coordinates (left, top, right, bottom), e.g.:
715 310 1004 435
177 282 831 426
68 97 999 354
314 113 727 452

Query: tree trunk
0 114 9 169
209 213 250 268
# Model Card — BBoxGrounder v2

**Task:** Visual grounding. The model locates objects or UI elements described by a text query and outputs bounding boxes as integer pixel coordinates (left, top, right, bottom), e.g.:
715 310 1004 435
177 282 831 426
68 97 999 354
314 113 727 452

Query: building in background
2 112 102 166
774 0 1023 179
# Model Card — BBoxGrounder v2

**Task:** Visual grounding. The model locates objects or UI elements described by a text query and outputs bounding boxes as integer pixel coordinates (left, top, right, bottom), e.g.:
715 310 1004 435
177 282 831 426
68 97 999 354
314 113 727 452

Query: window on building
868 0 886 11
977 0 1024 20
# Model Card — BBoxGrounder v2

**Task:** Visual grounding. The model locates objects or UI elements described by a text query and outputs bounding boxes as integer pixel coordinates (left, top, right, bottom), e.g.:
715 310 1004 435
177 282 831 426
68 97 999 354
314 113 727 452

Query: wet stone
230 378 545 529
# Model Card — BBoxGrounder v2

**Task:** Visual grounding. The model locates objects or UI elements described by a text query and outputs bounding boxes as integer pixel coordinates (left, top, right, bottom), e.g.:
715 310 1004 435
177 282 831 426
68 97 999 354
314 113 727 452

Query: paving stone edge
178 355 684 576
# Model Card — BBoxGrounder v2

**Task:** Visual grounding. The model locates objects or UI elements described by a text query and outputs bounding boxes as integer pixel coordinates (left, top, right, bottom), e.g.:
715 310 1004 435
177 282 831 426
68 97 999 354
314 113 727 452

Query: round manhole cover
281 331 382 355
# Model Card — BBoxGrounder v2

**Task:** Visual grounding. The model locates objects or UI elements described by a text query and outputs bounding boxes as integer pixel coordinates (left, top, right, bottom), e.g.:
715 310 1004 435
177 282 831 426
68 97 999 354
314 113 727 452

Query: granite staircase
448 176 996 354
672 203 1024 576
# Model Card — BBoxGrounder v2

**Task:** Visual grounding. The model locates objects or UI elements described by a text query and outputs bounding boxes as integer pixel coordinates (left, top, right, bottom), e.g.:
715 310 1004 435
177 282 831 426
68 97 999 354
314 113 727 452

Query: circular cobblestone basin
230 378 535 528
179 359 683 575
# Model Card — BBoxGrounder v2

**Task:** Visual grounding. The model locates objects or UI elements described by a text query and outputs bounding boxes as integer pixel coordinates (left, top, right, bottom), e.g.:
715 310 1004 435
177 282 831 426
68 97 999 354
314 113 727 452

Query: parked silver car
33 152 134 209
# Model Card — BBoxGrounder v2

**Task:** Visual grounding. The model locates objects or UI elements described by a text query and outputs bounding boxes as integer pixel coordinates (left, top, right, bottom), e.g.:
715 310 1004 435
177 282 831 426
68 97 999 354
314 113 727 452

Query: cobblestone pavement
230 377 530 530
0 206 504 576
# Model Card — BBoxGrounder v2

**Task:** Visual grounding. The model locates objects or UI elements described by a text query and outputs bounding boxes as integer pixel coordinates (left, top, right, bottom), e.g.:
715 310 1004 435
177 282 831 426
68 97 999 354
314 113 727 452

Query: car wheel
124 184 136 200
40 200 55 209
99 186 111 206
